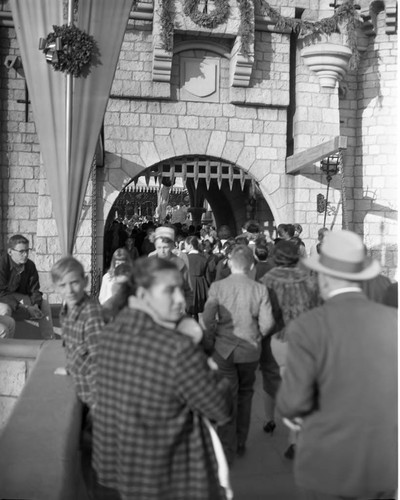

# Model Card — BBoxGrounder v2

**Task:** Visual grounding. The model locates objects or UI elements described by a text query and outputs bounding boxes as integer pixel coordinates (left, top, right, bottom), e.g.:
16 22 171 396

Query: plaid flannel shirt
60 294 104 408
93 306 232 500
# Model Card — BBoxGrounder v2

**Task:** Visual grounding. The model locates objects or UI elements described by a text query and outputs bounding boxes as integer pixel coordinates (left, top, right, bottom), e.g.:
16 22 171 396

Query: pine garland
259 0 362 69
183 0 230 29
237 0 254 57
159 0 175 52
158 0 361 69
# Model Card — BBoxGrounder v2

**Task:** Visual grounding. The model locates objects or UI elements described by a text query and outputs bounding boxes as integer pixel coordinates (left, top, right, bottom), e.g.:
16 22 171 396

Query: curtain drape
10 0 134 255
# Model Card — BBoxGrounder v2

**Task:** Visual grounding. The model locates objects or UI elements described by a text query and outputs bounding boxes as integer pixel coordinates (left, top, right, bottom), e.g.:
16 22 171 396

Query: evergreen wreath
183 0 230 29
41 24 96 78
258 0 362 69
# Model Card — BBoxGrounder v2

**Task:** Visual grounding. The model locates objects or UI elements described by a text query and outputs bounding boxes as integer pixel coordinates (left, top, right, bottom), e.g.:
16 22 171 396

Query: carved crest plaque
180 56 219 102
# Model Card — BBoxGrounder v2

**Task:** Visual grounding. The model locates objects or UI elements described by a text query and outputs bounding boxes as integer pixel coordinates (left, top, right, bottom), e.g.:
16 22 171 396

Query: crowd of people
0 222 397 500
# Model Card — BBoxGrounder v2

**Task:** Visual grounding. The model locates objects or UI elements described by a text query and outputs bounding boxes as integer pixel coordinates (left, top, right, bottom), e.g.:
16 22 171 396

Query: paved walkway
229 371 297 500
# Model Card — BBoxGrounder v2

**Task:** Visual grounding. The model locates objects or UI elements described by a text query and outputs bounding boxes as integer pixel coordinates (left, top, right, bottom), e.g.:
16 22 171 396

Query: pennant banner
10 0 134 255
10 0 67 250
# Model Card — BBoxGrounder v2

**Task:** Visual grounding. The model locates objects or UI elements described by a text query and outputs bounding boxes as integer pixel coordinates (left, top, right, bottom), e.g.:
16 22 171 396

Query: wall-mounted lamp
318 154 341 227
320 154 340 182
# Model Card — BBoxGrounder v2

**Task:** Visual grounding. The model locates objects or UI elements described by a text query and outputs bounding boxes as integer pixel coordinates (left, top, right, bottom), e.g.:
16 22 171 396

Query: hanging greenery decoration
183 0 230 29
237 0 254 57
159 0 175 52
40 24 97 78
158 0 361 69
259 0 362 69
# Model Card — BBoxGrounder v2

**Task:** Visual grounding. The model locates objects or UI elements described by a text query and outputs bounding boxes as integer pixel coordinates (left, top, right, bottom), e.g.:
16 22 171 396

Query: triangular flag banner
10 0 67 250
10 0 134 255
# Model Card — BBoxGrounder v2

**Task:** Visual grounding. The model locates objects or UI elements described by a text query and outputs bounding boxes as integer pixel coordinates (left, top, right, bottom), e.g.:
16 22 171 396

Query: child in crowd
124 236 140 262
51 256 105 409
98 247 133 305
101 262 134 322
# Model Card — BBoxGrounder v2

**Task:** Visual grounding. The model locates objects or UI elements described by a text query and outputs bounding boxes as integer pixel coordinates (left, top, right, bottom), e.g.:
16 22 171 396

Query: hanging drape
10 0 134 255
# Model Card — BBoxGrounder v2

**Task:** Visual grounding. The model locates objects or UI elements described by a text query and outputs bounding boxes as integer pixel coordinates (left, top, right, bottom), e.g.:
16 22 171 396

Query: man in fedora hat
276 230 397 500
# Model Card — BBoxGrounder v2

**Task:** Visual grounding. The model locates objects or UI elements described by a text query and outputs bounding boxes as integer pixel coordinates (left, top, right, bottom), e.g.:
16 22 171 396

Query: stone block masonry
0 1 397 293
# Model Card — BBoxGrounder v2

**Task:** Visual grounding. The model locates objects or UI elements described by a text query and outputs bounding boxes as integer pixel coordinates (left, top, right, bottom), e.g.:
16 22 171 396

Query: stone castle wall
354 9 397 273
0 0 397 304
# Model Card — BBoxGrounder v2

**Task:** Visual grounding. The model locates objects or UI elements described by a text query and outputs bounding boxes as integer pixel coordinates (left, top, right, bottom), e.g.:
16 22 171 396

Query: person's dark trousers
213 350 258 463
259 335 281 398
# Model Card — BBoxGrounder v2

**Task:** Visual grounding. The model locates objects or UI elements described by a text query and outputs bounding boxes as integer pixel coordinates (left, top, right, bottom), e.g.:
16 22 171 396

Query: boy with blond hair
51 256 104 409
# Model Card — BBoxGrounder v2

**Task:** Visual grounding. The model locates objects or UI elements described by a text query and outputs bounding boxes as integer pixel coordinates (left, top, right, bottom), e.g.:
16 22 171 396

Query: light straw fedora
302 230 381 281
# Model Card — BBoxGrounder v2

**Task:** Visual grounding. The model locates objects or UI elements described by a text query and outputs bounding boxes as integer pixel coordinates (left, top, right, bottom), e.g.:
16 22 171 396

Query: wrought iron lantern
320 154 340 181
318 154 340 227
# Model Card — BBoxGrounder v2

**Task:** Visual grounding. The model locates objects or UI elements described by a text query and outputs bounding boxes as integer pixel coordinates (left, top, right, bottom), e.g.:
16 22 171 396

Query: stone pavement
229 371 298 500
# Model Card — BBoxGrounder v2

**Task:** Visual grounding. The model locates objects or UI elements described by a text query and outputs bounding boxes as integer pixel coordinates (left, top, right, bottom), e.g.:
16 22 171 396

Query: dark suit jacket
0 254 42 310
277 291 397 497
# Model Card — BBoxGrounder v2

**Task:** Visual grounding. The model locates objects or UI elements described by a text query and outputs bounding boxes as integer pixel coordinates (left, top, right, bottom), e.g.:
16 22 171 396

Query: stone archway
102 155 275 269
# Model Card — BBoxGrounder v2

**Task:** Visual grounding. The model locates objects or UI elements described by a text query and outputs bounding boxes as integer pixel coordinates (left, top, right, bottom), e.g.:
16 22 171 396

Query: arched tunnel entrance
103 155 275 269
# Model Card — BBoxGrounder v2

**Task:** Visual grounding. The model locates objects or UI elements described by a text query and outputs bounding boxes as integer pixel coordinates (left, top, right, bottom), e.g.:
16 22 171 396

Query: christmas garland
183 0 230 29
159 0 175 52
159 0 361 69
40 24 96 78
237 0 254 57
259 0 362 69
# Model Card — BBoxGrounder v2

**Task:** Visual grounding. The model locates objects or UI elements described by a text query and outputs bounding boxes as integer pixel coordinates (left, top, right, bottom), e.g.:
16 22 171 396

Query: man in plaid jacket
92 263 232 500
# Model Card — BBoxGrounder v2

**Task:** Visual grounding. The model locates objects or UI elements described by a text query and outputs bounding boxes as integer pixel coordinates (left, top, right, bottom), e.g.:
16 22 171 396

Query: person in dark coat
184 235 209 320
0 234 53 338
253 239 275 280
92 257 233 500
214 239 236 281
202 239 222 285
277 230 397 500
0 234 43 319
259 240 320 458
